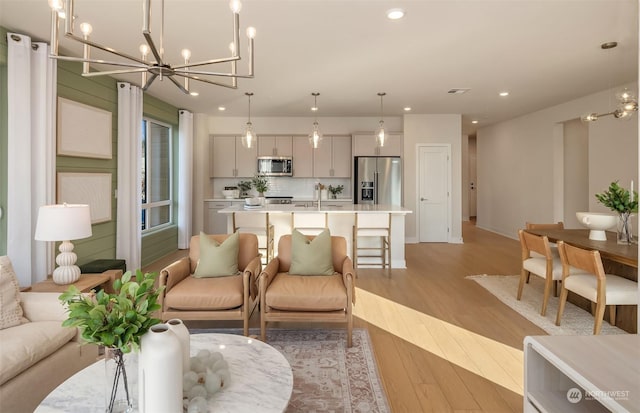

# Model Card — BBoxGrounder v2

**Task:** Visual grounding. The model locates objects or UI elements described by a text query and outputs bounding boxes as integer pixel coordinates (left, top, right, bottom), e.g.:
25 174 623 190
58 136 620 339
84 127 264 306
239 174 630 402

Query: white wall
476 82 638 239
403 114 463 243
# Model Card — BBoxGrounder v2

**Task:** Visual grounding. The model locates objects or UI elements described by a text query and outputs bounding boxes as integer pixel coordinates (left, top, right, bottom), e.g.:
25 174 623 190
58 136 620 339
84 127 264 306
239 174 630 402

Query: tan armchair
259 234 356 347
159 233 261 336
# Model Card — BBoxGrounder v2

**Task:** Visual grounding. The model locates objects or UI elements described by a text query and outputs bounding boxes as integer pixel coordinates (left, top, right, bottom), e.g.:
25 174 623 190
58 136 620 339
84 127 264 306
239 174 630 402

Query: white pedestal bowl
576 212 617 241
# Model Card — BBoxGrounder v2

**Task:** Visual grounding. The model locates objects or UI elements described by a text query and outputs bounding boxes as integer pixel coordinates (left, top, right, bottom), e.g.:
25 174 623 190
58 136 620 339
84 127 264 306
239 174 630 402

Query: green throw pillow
289 229 334 276
193 231 239 278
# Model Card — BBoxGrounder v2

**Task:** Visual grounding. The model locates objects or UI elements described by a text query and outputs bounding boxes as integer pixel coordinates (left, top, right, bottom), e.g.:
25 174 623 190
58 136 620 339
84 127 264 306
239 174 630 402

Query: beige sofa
0 292 99 413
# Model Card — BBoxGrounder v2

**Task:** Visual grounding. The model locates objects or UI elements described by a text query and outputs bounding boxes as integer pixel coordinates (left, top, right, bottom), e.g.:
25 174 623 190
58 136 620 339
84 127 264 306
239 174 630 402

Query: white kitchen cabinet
353 133 403 157
313 135 352 178
210 135 257 178
523 335 639 413
292 135 314 177
257 136 293 157
205 201 232 234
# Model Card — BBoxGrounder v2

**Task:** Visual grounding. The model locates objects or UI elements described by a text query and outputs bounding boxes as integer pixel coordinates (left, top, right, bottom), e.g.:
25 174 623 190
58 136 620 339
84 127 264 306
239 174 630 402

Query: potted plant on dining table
595 181 638 244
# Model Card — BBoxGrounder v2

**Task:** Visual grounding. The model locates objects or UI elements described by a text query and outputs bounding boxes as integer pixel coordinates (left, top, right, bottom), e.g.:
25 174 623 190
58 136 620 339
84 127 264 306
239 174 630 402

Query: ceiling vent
447 88 470 94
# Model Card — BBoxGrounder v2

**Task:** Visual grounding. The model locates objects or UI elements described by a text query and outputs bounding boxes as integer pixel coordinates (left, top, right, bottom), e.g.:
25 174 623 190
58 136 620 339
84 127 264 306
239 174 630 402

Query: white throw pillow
0 256 24 330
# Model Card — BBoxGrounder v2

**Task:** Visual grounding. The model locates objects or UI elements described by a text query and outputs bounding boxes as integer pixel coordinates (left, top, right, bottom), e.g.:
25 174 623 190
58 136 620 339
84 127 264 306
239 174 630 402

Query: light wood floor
143 222 546 413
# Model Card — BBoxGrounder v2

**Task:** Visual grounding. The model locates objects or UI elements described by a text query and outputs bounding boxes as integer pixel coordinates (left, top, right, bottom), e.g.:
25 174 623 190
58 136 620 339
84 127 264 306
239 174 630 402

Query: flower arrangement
595 181 637 213
251 174 269 195
328 184 344 199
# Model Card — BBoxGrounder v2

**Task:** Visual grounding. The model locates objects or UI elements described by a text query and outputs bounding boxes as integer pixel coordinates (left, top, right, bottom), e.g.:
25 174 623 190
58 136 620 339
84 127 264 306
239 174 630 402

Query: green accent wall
58 61 180 268
0 27 8 255
0 32 180 267
56 60 119 265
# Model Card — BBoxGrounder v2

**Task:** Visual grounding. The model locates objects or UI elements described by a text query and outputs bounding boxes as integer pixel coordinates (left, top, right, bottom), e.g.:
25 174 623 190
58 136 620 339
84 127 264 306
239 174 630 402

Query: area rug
190 328 390 413
466 275 627 335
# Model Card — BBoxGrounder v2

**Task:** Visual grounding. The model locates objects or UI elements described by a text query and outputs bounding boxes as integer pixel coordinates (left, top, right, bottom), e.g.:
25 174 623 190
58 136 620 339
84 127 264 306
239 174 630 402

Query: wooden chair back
519 229 552 259
525 221 564 230
557 241 606 282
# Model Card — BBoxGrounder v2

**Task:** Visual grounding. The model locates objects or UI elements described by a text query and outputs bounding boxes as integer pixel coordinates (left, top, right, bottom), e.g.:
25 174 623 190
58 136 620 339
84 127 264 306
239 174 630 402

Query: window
141 118 172 231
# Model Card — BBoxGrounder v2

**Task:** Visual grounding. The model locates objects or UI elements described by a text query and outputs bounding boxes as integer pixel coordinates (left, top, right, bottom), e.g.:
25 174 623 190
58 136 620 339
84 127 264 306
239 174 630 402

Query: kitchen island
218 203 412 268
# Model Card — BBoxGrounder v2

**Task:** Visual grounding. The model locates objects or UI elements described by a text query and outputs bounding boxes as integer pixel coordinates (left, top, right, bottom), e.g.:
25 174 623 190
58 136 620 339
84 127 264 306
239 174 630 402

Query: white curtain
178 110 194 249
116 82 143 271
6 33 56 287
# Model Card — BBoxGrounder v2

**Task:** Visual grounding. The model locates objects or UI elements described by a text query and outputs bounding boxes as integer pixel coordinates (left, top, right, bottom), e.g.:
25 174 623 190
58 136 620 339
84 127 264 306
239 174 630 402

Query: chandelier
47 0 256 94
376 92 386 147
581 88 638 122
242 92 255 148
309 92 322 149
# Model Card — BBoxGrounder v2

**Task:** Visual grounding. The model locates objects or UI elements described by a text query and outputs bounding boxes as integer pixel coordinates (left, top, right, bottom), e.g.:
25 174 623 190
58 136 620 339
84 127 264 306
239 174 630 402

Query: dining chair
555 241 638 334
523 222 564 281
517 229 564 316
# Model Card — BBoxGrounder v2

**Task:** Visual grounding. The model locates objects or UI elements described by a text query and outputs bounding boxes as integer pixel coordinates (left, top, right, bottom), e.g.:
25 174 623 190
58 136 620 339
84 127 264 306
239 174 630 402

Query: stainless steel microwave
257 156 293 176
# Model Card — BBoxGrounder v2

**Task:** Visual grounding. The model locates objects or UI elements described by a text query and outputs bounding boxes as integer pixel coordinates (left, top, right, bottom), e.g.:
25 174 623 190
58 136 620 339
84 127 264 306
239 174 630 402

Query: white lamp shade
35 204 93 241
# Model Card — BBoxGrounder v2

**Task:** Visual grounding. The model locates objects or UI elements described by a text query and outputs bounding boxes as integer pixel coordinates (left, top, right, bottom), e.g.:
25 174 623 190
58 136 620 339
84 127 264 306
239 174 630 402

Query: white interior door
419 145 450 242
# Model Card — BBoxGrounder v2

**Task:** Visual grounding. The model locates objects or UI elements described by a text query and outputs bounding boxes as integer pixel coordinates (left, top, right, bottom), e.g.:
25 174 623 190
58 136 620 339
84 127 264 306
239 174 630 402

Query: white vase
138 324 183 413
167 319 190 376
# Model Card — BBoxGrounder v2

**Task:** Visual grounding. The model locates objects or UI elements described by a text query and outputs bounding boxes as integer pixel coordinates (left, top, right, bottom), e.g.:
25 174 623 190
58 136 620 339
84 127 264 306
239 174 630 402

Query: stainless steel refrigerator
354 157 402 205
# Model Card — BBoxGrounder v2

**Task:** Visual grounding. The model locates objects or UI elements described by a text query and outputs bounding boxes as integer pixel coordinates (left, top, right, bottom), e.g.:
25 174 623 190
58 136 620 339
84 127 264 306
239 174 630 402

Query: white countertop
218 204 412 214
205 198 353 202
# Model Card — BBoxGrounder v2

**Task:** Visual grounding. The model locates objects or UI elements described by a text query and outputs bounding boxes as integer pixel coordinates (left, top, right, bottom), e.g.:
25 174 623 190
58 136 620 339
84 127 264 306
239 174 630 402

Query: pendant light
376 92 386 147
309 92 323 149
241 92 255 148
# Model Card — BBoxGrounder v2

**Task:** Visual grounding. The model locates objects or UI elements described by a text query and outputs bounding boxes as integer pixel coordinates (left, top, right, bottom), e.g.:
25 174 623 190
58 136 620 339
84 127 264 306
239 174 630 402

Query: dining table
526 228 638 269
526 228 638 334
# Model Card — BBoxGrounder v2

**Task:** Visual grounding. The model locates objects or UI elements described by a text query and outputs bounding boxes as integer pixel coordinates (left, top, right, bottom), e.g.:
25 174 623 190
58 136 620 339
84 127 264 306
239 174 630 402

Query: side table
29 272 115 293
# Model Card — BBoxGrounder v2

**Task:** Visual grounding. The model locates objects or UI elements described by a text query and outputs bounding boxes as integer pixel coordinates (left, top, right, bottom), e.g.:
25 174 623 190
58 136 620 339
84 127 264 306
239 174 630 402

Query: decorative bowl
575 212 618 241
222 189 239 199
245 197 262 206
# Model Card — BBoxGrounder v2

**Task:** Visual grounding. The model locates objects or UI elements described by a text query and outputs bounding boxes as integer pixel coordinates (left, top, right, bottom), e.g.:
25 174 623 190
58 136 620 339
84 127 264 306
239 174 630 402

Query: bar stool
352 213 391 270
232 212 274 265
291 212 328 236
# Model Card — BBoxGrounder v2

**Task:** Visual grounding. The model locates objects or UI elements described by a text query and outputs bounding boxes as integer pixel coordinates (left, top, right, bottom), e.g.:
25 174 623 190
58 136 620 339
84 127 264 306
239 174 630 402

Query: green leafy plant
59 270 164 353
595 181 638 214
251 174 269 194
237 180 252 197
328 184 344 196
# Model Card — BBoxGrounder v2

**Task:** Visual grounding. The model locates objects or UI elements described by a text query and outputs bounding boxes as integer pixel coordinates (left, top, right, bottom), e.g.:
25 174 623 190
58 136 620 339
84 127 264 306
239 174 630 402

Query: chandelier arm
172 56 240 70
82 68 149 77
142 32 165 65
48 55 149 69
167 75 190 94
61 33 148 65
141 73 158 91
174 69 253 79
176 73 238 89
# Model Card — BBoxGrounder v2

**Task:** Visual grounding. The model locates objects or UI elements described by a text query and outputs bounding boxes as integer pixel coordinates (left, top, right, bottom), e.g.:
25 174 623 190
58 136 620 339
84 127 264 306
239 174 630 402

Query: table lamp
35 203 92 285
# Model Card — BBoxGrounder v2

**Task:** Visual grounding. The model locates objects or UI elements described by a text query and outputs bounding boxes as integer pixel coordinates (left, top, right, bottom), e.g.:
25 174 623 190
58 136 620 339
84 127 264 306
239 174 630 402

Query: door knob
420 197 427 201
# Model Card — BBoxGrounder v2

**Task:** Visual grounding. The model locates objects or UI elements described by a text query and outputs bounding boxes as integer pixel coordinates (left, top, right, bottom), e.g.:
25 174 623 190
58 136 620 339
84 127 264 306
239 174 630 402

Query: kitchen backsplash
212 177 352 199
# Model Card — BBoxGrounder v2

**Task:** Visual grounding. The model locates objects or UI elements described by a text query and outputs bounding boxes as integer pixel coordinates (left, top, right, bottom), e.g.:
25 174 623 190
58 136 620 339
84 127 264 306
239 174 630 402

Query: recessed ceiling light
311 106 319 111
386 8 405 20
499 91 509 97
190 91 199 96
471 120 479 124
218 106 226 111
403 107 412 112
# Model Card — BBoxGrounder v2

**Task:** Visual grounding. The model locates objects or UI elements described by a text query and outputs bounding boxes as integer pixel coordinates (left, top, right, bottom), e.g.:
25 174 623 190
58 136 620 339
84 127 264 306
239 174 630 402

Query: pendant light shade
376 92 386 147
242 92 255 148
309 92 323 148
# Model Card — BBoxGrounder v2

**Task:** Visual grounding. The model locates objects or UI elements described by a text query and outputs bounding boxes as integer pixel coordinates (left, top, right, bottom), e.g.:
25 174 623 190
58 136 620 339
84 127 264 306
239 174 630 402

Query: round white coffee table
36 333 293 413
